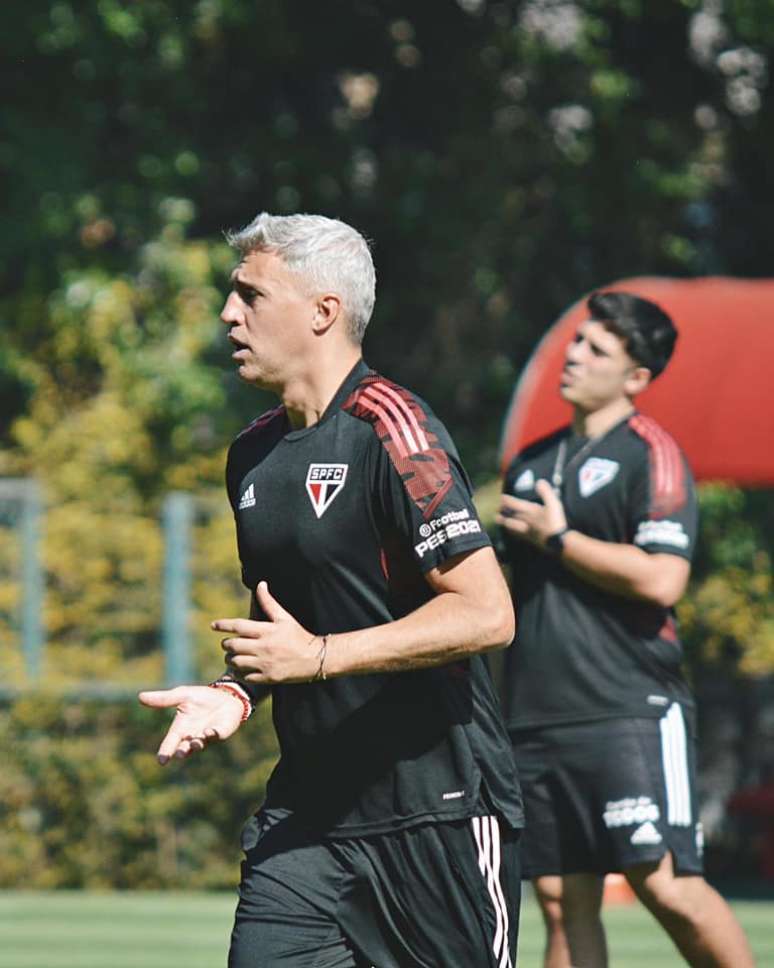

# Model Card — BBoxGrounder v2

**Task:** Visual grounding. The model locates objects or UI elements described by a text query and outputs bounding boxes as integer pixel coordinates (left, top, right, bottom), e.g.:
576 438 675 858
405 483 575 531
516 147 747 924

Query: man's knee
535 874 604 929
625 854 708 926
534 875 566 933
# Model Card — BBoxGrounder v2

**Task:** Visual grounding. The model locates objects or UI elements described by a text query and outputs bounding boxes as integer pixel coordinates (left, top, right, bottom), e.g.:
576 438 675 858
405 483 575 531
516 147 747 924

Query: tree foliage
1 211 251 686
680 485 774 677
4 0 774 470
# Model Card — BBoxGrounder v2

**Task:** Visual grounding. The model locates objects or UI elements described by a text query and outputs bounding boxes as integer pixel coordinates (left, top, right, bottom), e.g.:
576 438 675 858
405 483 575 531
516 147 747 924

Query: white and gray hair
225 212 376 344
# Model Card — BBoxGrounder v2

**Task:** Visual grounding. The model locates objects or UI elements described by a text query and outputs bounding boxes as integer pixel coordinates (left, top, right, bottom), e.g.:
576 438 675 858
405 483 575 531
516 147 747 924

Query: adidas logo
238 483 256 510
514 469 534 492
630 821 662 846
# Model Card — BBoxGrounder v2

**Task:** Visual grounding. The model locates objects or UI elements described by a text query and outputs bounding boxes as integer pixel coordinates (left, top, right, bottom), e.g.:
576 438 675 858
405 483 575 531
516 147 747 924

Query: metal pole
162 492 194 685
20 481 44 682
0 478 45 682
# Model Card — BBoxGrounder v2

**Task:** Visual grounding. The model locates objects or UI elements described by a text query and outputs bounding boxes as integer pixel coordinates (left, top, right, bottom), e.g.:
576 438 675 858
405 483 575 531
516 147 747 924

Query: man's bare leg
625 852 755 967
534 873 607 968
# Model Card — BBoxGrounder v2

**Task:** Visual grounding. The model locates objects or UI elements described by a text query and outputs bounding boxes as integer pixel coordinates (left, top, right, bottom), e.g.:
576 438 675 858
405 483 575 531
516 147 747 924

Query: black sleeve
627 449 698 561
374 411 492 573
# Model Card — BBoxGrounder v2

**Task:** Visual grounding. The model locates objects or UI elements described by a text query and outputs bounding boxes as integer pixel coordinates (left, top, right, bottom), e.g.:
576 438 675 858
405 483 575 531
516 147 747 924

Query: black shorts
511 704 703 879
229 807 521 968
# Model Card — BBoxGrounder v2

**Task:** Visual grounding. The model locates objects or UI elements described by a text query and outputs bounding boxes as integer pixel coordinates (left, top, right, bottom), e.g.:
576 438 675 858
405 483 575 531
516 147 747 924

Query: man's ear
312 293 342 335
624 365 652 397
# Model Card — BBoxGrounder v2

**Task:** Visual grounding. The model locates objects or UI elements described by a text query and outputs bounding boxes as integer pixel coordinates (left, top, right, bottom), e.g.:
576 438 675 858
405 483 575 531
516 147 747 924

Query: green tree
4 0 774 474
2 209 253 685
680 484 774 677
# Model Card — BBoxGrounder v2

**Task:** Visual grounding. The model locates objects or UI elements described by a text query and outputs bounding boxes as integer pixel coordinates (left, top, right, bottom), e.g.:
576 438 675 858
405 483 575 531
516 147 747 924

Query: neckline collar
569 409 635 444
283 359 371 440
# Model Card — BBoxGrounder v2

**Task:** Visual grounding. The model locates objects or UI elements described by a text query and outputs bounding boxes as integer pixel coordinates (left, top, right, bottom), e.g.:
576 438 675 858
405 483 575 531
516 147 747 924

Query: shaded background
1 0 773 890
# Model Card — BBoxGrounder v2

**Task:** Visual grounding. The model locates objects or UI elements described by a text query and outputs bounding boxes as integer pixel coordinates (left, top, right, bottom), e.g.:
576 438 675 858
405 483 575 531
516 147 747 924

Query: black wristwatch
544 527 570 556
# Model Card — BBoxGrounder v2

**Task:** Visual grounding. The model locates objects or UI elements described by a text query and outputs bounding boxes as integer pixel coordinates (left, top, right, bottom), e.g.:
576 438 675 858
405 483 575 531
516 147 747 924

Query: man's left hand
496 479 568 549
212 582 319 684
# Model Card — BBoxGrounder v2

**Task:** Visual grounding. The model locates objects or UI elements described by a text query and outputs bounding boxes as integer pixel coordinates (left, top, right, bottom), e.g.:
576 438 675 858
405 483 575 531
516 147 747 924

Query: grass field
0 890 772 967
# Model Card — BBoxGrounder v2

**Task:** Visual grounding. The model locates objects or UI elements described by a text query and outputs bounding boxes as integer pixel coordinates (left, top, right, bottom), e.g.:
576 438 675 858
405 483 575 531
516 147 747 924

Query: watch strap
544 527 570 556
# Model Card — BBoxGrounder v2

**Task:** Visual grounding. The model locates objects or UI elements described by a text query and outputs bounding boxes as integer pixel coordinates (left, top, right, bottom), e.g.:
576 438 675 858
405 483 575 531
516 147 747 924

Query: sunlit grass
1 890 772 967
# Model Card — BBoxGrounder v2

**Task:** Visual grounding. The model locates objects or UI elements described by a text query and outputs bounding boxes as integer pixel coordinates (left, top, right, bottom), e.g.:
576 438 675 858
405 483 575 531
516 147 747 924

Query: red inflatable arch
499 277 774 485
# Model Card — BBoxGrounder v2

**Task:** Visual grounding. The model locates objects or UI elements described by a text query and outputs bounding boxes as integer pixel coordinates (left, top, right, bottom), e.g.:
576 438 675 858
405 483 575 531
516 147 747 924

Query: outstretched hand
138 685 245 764
496 479 568 549
212 581 321 684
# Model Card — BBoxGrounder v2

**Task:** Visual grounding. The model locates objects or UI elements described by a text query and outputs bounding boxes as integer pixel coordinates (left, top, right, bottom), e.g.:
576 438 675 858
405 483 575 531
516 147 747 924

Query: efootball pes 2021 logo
305 463 348 519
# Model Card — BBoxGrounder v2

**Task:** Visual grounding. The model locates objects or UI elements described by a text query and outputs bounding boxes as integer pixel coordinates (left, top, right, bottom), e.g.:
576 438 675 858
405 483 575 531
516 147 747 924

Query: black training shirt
226 360 523 836
500 413 698 732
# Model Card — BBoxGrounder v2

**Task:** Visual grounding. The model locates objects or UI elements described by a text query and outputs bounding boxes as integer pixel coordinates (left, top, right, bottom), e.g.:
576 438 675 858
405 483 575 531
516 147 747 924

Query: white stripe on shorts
660 703 692 827
472 816 513 968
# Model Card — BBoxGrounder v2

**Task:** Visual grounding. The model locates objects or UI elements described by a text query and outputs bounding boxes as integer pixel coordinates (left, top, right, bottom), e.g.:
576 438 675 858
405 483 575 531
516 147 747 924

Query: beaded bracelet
209 679 253 722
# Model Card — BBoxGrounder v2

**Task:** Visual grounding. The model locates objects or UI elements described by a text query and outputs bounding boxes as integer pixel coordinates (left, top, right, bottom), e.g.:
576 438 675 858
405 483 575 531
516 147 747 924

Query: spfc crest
578 457 619 497
306 463 348 518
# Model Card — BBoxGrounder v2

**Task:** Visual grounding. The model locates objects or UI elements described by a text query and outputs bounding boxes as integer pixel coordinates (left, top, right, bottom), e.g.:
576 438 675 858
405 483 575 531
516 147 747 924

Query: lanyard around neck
551 413 632 494
551 436 596 493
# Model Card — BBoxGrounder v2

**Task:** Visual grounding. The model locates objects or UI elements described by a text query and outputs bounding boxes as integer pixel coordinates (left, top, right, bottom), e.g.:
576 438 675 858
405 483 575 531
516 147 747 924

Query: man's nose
566 341 583 363
220 292 240 324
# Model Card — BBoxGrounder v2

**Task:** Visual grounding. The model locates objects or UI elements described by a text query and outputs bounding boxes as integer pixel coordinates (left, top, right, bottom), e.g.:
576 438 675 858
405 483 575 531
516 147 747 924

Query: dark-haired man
498 291 753 967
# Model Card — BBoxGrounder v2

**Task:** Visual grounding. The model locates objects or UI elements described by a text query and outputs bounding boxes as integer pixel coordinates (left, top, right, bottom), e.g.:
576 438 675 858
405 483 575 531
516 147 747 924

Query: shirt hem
264 799 525 839
321 805 525 838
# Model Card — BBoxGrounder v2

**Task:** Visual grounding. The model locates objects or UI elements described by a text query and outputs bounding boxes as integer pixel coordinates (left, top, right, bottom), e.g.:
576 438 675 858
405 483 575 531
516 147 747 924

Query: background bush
0 695 277 889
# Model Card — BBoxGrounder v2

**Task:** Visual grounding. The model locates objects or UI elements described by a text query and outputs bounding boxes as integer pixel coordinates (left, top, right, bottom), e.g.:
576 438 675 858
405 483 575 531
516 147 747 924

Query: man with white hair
141 213 524 968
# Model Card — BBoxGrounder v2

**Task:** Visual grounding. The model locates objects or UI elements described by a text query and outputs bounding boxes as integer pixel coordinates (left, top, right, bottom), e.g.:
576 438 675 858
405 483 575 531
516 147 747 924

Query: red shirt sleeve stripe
361 385 429 456
628 415 687 517
358 394 410 459
344 376 454 518
369 382 431 452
